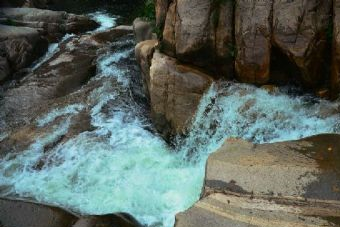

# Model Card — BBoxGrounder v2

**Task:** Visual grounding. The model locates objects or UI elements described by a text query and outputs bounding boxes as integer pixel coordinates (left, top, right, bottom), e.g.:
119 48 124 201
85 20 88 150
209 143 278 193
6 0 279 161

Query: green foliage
140 0 156 21
228 43 237 59
327 20 333 44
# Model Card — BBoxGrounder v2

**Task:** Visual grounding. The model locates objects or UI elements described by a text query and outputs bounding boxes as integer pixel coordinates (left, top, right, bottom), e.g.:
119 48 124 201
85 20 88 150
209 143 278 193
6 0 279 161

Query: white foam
36 104 85 127
32 34 75 70
178 82 340 162
89 12 117 32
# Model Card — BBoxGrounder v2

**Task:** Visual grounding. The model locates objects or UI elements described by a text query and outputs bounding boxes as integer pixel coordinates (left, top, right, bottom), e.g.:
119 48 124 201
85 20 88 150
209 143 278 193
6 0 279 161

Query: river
1 11 340 227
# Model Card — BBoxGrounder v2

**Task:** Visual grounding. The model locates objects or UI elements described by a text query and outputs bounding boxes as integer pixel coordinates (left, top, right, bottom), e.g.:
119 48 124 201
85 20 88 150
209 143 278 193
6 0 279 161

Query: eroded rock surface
175 134 340 227
149 52 213 137
272 0 332 88
235 0 272 84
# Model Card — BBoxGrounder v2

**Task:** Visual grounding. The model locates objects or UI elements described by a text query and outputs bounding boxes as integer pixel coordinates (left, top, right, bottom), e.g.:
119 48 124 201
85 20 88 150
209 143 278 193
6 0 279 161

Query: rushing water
1 12 340 227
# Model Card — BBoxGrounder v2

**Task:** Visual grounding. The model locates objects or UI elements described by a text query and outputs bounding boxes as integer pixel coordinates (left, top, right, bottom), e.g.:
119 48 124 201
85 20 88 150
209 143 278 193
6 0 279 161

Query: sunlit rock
135 39 158 97
149 52 213 138
175 134 340 227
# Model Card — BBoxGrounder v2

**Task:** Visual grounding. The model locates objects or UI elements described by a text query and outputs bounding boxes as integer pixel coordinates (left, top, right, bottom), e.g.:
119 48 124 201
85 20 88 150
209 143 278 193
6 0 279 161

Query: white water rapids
1 13 340 227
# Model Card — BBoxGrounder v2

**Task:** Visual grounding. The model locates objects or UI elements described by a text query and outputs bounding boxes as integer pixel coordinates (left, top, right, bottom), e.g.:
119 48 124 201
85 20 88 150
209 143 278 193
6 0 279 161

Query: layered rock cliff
135 0 340 137
156 0 339 97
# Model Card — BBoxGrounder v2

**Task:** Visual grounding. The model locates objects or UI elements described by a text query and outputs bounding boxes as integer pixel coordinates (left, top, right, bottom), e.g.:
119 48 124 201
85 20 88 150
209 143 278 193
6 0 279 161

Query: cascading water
1 12 340 227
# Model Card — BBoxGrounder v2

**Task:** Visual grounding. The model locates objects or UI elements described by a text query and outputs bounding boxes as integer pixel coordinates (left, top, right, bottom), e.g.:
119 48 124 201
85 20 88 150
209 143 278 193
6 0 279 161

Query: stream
1 11 340 227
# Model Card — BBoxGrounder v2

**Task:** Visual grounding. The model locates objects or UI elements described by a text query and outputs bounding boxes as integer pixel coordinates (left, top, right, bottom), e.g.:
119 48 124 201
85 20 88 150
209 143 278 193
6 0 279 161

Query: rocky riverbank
0 1 340 227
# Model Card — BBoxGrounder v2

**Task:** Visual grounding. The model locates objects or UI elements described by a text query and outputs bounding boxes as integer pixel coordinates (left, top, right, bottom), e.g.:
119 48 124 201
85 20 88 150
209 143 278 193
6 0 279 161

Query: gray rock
133 17 153 43
175 134 340 227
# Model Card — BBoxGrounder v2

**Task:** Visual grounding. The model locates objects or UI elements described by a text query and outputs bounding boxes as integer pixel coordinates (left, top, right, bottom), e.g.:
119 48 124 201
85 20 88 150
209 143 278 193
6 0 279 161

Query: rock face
0 8 99 41
133 18 154 43
135 39 158 97
332 0 340 99
235 0 272 84
0 24 48 81
161 0 234 76
156 0 338 96
175 134 340 227
0 198 142 227
143 51 213 137
272 0 332 88
155 0 169 28
0 33 97 134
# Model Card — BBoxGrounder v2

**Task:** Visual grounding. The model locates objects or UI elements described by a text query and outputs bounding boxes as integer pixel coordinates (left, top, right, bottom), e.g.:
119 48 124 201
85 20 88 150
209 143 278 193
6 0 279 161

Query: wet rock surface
0 198 142 227
175 134 340 227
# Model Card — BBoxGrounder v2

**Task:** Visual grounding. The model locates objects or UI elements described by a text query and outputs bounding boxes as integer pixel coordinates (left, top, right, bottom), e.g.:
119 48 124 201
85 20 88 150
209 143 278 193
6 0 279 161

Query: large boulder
161 0 234 76
149 52 213 137
272 0 332 87
0 198 142 227
174 0 214 67
332 0 340 99
0 24 48 81
235 0 272 84
133 17 154 43
175 134 340 227
135 39 158 97
0 34 97 131
0 8 99 41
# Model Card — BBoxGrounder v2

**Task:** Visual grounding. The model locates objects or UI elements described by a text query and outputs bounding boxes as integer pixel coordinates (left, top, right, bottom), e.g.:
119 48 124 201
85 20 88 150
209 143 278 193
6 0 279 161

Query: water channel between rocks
1 12 340 227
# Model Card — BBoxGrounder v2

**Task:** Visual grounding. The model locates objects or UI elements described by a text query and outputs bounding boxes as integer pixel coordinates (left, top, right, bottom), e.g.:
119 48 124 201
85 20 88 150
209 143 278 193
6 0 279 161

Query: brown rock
174 0 214 67
0 198 142 227
73 214 141 227
175 193 339 227
272 0 332 87
149 52 213 137
92 25 133 43
203 134 340 201
0 24 48 73
235 0 272 84
0 198 77 227
331 0 340 99
135 39 158 97
0 8 98 41
0 35 96 131
155 0 169 28
175 134 340 227
161 1 176 57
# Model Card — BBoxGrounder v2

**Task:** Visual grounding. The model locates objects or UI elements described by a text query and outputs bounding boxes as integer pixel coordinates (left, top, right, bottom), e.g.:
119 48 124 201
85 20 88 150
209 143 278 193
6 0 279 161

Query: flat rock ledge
175 134 340 227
